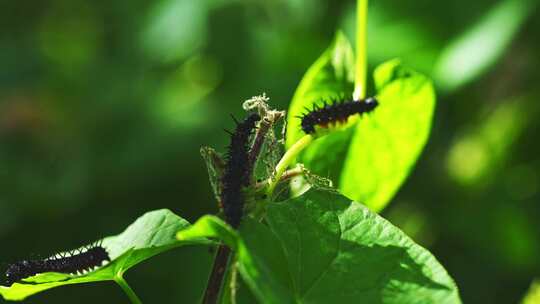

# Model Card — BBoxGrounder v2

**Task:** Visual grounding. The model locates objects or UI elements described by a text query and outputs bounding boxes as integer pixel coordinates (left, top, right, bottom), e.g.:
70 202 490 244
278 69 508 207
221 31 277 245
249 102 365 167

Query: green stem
266 135 313 196
115 273 143 304
353 0 369 101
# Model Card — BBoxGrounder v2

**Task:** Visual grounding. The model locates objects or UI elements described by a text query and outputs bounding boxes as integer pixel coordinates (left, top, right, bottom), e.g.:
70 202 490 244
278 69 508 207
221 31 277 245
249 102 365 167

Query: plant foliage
178 189 461 303
0 209 208 301
286 33 435 212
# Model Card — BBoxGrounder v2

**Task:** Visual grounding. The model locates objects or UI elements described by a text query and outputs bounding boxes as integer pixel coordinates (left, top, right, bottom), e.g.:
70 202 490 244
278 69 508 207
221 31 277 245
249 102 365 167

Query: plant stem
254 166 304 190
228 259 239 304
114 273 143 304
248 117 271 169
353 0 369 101
203 244 232 304
266 135 313 196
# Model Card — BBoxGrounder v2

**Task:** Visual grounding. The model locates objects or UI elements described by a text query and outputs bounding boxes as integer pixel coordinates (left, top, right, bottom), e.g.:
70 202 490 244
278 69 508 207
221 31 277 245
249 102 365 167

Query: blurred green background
1 0 539 303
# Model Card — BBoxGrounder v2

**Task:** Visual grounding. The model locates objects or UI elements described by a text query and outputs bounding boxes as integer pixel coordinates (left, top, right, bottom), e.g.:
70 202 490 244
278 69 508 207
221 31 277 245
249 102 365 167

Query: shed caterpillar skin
299 97 378 134
5 244 110 286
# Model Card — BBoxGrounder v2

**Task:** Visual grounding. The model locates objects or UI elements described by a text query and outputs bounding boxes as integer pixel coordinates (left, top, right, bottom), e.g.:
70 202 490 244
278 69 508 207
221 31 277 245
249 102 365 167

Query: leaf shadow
302 240 451 303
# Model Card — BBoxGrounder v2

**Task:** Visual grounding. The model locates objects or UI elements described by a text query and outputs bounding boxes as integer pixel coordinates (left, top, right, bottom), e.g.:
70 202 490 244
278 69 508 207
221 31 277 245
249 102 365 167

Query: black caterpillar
221 113 260 228
5 243 110 286
299 97 378 134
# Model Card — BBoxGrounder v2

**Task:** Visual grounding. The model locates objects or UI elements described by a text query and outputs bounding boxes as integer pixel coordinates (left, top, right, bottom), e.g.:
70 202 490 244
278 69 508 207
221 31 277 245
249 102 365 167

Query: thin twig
248 117 271 169
202 245 232 304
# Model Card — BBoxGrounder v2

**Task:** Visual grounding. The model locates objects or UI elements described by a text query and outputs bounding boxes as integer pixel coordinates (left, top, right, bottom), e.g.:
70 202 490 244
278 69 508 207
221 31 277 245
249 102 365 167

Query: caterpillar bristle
230 114 240 125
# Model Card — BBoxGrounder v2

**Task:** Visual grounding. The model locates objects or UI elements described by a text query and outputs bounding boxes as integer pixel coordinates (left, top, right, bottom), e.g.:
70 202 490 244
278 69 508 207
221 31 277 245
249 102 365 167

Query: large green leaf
178 189 461 303
0 209 207 301
285 31 355 149
340 60 435 211
286 33 435 211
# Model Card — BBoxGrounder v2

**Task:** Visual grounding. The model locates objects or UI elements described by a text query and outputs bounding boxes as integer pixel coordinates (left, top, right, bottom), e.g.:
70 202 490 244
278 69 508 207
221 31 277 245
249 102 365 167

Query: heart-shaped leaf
178 189 461 303
286 32 435 211
0 209 208 301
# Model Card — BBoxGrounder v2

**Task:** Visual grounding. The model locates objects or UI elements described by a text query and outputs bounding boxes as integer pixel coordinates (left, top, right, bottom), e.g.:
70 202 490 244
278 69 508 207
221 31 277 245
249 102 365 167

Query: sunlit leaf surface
0 209 207 301
522 279 540 304
286 33 435 211
340 60 435 211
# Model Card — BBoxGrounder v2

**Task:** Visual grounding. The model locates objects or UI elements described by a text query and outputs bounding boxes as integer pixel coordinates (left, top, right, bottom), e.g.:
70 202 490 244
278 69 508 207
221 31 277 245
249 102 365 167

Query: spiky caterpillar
299 97 378 134
5 244 110 286
221 113 261 228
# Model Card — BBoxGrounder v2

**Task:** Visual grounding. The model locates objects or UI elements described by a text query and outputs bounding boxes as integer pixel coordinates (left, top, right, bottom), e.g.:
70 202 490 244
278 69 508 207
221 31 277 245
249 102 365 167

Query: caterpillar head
5 260 32 286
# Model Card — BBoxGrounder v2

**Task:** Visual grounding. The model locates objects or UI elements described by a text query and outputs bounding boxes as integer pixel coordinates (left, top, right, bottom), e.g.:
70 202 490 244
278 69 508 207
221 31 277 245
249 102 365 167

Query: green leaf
178 189 461 303
286 32 435 211
522 279 540 304
340 60 435 211
285 31 355 149
0 209 207 301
